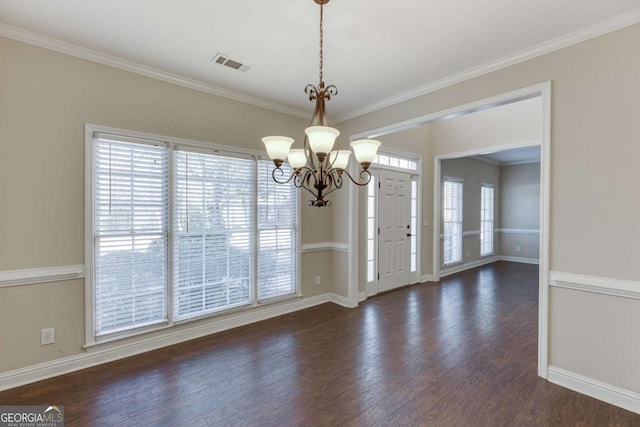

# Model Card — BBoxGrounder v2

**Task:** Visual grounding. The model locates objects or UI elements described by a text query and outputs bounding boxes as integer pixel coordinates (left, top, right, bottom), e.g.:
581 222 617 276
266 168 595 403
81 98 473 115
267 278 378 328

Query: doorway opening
347 82 551 378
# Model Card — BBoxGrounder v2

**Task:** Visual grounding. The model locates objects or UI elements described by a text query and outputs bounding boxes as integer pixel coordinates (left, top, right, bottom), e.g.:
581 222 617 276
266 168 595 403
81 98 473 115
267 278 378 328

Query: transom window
373 153 418 171
88 130 298 342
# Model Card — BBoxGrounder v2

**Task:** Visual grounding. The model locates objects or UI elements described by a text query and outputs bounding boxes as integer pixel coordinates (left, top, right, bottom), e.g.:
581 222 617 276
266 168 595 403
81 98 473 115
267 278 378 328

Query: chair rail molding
301 242 349 253
496 228 540 235
550 271 640 300
0 265 85 288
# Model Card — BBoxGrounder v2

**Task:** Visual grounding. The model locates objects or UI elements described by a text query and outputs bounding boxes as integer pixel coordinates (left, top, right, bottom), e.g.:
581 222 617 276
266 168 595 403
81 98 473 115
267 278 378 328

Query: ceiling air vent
211 53 250 72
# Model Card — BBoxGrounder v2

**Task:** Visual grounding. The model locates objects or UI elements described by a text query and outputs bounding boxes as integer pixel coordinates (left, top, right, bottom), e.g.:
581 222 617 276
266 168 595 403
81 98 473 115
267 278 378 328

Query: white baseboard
548 366 640 415
440 256 500 277
436 256 538 279
358 292 367 302
329 293 351 308
499 255 540 265
419 274 434 283
0 293 332 392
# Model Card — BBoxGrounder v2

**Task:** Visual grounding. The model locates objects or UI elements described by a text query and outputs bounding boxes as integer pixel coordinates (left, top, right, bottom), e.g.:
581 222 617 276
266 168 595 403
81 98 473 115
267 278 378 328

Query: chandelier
262 0 381 207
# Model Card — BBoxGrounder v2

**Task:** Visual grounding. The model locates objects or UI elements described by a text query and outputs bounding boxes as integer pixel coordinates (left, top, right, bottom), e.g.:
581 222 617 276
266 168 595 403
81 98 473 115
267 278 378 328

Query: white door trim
347 81 551 380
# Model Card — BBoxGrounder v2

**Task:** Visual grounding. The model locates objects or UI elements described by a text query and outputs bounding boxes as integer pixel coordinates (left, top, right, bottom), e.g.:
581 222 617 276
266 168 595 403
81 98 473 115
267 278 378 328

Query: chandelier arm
298 172 320 197
336 168 372 186
319 172 344 198
324 85 338 99
271 168 298 185
287 167 316 189
305 84 318 101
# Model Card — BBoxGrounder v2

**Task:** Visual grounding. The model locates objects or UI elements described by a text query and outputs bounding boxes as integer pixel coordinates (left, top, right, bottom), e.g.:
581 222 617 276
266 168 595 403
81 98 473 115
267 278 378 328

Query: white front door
378 169 412 293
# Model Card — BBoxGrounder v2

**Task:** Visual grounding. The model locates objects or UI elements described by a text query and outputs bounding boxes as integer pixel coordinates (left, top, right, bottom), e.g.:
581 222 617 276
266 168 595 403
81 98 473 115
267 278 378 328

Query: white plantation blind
443 178 463 265
174 150 255 320
93 135 169 336
480 184 494 256
89 128 300 341
257 160 298 300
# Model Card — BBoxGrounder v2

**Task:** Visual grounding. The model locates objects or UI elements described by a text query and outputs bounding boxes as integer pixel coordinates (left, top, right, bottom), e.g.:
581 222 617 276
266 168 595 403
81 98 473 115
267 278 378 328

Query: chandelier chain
319 1 324 84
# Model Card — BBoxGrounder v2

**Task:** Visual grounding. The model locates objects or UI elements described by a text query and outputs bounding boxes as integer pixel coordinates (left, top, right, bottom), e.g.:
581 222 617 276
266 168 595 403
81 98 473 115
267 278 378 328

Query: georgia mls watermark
0 406 64 427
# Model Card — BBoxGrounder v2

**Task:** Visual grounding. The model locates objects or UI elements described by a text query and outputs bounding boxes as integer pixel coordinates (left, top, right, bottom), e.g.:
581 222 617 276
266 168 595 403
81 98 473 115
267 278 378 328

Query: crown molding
3 7 639 124
473 156 540 166
502 159 541 166
472 156 501 166
0 24 309 120
335 8 640 123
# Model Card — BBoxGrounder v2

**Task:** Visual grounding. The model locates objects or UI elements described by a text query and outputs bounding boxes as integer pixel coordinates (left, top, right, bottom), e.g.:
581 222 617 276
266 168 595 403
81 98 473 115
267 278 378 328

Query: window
173 149 255 320
89 131 298 341
480 184 494 256
443 178 463 265
93 136 169 336
410 179 418 272
257 160 298 300
366 175 376 282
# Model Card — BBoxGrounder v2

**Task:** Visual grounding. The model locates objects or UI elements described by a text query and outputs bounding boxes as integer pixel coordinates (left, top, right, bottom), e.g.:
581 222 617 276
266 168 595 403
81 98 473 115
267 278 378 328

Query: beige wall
550 287 640 394
440 157 500 269
0 36 331 373
499 162 540 259
336 25 640 394
339 25 640 280
430 96 542 153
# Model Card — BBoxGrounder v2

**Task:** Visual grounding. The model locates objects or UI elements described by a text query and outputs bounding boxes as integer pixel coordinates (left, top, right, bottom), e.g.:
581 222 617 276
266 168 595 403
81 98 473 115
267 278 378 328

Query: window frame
442 177 463 266
84 124 300 346
480 183 495 257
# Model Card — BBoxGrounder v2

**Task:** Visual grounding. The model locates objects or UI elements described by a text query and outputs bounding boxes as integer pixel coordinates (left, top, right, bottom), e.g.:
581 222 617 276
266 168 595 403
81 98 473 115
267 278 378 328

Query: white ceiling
1 1 639 121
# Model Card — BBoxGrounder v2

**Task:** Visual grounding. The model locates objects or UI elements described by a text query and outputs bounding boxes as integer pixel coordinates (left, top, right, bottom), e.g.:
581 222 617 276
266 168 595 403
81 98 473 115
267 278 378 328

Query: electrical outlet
466 251 470 258
41 328 55 345
423 219 430 227
315 275 321 286
516 246 521 253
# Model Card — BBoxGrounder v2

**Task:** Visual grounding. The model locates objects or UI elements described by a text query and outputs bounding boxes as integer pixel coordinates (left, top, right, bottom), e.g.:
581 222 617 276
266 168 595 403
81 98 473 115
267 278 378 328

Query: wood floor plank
0 262 638 426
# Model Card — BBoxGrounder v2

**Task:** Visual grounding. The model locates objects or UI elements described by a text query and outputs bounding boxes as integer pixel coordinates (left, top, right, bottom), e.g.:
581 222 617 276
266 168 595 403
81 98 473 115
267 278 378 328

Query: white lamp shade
287 149 307 169
305 126 340 154
329 150 351 170
262 136 294 160
350 139 381 164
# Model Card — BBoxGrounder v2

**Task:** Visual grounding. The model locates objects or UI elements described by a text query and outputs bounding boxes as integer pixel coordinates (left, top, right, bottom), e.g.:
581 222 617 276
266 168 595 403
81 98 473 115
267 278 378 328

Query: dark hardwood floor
1 262 639 426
